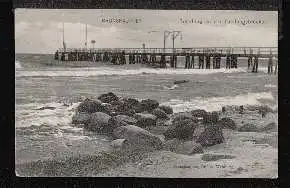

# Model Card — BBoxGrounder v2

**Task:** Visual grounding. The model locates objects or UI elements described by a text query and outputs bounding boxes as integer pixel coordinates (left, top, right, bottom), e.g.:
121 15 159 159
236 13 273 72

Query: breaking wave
162 92 276 113
15 60 22 69
15 67 247 77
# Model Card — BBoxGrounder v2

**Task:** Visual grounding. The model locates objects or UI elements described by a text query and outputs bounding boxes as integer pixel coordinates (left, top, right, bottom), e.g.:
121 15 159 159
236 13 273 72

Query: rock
201 154 236 161
172 112 198 124
191 109 207 118
164 119 198 140
175 141 203 155
174 80 189 84
121 97 140 108
97 92 119 104
238 122 277 132
163 138 183 152
238 123 260 132
152 108 168 119
203 112 219 124
101 103 115 115
108 115 137 127
221 106 226 113
156 118 172 127
239 105 244 114
261 122 277 132
110 139 131 151
217 118 236 130
138 99 159 113
258 105 273 116
112 125 163 150
71 113 90 125
197 124 224 147
85 112 112 134
115 104 136 117
134 113 157 127
77 98 104 113
35 106 56 110
158 105 173 114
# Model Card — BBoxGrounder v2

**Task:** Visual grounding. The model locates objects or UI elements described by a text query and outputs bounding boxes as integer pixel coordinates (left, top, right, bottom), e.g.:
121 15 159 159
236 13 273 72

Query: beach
15 54 278 177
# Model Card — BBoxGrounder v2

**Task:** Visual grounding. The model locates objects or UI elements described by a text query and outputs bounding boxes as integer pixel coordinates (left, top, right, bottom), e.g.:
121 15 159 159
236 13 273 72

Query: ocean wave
15 60 22 69
162 92 276 113
15 67 247 77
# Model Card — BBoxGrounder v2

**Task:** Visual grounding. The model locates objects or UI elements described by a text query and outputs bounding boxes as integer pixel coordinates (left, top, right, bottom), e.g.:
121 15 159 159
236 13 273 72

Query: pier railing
58 47 277 56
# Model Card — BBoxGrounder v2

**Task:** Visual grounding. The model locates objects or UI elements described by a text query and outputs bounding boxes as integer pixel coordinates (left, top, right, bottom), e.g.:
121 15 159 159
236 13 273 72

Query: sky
15 9 278 54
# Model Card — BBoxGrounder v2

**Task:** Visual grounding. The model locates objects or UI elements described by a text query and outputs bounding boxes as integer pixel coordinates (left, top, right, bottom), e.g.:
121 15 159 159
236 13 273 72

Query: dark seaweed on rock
98 92 119 104
77 98 105 113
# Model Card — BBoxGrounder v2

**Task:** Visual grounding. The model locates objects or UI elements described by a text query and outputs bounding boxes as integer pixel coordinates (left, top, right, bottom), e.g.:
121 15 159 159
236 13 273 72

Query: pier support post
226 55 230 69
185 54 190 69
206 55 210 69
274 60 278 75
198 55 204 69
190 55 195 69
248 56 253 70
252 56 259 73
268 56 273 74
216 55 221 69
160 54 166 68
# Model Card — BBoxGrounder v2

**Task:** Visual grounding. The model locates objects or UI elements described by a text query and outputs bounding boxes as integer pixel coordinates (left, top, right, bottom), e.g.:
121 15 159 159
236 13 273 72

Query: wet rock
258 105 273 117
112 125 163 150
218 118 236 130
121 97 140 108
108 115 137 128
164 119 198 140
98 92 119 104
134 113 157 127
191 109 207 118
221 106 226 113
201 153 236 161
71 113 90 125
158 105 173 114
36 106 56 110
137 99 159 113
174 80 189 84
115 104 136 117
152 108 168 119
203 112 219 124
175 141 203 155
77 98 104 114
238 123 260 132
85 112 112 134
197 124 224 147
163 138 183 152
238 122 277 132
172 112 198 124
239 105 244 114
110 139 131 151
156 118 172 127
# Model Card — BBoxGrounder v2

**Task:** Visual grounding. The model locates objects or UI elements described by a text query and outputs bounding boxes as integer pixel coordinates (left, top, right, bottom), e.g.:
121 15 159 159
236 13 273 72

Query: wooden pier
54 47 278 73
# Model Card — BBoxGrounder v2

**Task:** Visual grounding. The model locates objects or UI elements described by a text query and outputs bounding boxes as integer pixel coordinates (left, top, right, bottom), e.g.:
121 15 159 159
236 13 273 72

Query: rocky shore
16 92 277 177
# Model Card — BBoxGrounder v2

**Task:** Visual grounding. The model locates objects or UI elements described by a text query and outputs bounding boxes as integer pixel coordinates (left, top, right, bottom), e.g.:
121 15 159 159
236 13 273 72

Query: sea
15 54 278 177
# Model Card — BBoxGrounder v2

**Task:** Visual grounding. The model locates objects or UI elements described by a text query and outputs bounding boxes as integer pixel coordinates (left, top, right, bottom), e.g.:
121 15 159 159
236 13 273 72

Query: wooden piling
268 56 273 74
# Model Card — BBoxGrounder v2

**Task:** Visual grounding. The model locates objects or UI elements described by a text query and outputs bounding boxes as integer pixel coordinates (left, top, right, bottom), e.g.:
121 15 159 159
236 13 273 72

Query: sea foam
15 67 247 77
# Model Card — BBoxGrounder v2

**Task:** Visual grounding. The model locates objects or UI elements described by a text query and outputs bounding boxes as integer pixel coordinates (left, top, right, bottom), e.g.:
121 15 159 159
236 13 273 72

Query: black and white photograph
15 9 278 178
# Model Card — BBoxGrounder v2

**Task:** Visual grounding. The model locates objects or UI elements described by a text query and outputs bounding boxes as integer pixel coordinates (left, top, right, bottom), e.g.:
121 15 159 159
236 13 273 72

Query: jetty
54 47 278 73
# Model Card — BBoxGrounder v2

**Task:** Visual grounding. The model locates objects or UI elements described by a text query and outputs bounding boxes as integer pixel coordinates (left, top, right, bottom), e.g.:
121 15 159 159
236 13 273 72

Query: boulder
197 124 224 147
218 117 236 130
77 98 104 113
152 108 168 119
163 138 183 152
191 109 207 118
158 105 173 114
85 112 113 134
203 112 219 124
238 122 277 132
175 141 203 155
258 105 273 117
71 113 90 125
156 118 172 127
238 123 260 132
164 119 198 140
115 103 136 117
134 113 157 127
201 153 236 161
138 99 159 113
172 112 198 124
110 139 131 151
174 80 189 84
108 115 137 128
97 92 119 104
112 125 163 150
121 97 140 108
